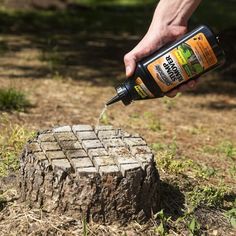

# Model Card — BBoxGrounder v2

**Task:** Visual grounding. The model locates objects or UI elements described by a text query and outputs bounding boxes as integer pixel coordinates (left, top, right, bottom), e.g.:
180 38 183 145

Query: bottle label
147 32 218 92
134 77 154 98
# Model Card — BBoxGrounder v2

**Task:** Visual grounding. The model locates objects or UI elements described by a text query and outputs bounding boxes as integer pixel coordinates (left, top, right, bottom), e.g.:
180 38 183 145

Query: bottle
106 25 226 106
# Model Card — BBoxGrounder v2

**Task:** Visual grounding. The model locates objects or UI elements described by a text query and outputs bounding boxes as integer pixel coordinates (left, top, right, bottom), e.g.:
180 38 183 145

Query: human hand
124 0 202 97
124 25 198 97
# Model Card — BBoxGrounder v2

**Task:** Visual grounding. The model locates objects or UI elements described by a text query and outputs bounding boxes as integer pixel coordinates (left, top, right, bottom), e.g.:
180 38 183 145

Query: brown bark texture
20 125 160 223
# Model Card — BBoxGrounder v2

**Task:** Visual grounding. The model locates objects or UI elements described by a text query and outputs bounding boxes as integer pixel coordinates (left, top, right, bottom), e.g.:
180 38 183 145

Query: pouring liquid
96 105 108 126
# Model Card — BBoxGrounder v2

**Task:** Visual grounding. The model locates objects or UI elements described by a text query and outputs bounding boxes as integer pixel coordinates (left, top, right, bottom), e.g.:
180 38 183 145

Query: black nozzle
106 84 132 106
106 94 121 106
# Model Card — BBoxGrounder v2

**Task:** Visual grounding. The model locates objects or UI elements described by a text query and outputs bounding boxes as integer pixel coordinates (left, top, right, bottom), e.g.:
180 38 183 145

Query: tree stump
20 125 160 223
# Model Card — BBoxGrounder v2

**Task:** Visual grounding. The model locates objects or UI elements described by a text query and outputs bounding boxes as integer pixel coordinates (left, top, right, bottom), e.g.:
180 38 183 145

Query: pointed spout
106 94 121 106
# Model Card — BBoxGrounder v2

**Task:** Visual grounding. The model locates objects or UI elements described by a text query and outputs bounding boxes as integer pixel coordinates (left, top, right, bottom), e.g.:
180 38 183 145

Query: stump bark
20 125 160 223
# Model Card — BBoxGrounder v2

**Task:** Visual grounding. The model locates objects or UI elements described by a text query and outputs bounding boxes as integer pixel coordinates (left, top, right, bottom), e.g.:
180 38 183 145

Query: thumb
124 53 137 77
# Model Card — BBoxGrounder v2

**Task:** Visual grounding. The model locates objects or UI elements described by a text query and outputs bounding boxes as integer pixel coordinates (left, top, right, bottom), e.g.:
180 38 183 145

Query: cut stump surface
20 125 160 223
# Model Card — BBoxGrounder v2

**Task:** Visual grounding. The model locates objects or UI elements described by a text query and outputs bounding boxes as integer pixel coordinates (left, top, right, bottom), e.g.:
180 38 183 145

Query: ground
0 0 236 235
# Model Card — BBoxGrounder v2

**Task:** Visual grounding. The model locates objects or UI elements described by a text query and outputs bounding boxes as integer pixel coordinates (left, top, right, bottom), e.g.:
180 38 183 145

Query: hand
123 0 202 98
124 24 198 97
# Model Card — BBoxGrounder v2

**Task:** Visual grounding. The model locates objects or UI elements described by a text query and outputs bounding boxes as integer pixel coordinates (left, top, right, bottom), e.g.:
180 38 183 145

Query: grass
202 140 236 160
152 140 196 175
0 115 34 177
0 88 30 111
152 139 234 181
225 208 236 229
229 165 236 178
154 210 171 236
82 216 88 236
218 141 236 160
187 185 230 209
187 217 201 236
151 139 236 233
152 139 236 181
156 150 194 175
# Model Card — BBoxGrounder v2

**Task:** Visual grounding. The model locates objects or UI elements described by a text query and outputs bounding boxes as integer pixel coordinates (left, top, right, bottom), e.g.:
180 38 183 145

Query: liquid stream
96 105 107 126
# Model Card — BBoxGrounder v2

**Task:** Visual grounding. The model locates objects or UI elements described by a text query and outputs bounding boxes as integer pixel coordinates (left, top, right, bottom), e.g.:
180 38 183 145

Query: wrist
149 0 201 29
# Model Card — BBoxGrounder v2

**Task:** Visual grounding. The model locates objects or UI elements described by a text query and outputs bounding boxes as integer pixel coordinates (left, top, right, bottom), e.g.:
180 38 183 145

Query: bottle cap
106 84 132 106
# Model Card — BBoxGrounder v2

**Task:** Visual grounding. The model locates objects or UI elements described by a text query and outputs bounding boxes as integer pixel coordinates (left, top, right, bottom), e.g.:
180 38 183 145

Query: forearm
124 0 202 90
148 0 202 32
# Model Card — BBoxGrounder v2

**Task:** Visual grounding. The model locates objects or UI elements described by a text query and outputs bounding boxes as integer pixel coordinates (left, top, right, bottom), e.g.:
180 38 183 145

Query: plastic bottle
106 25 226 106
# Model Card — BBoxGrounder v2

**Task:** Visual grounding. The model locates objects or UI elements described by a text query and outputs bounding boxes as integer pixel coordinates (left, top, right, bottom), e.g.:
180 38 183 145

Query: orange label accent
147 33 218 92
135 77 154 98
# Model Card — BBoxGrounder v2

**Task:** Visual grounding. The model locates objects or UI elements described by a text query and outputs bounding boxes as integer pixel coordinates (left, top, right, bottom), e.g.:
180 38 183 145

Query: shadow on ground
0 172 18 211
159 181 185 220
0 4 154 86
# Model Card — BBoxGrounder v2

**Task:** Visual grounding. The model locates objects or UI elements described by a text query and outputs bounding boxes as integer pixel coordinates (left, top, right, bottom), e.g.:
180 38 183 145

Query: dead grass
0 199 235 236
0 202 159 236
0 114 35 177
